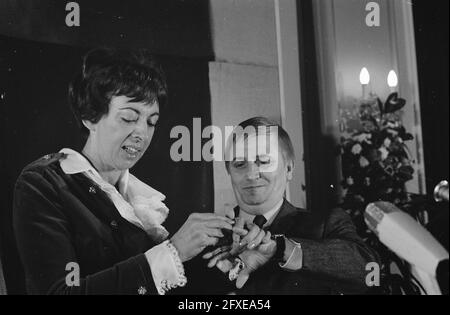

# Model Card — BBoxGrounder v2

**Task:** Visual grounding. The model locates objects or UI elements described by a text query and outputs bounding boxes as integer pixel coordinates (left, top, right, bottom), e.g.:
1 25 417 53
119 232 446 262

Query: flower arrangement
340 93 415 216
339 93 423 294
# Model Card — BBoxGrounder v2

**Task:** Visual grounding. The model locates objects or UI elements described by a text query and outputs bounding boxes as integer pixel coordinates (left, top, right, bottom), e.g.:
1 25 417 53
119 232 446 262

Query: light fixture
359 67 370 85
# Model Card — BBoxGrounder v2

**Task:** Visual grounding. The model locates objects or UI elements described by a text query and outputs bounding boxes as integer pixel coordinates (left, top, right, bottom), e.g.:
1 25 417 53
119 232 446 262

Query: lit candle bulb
359 67 370 99
387 70 398 93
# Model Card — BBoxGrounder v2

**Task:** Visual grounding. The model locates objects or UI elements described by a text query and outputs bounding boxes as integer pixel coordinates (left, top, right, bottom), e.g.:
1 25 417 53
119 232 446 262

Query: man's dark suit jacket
234 199 380 295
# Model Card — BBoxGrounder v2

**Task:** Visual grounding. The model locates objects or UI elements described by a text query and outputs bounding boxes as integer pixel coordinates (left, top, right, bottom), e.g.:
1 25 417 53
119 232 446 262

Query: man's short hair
225 117 295 172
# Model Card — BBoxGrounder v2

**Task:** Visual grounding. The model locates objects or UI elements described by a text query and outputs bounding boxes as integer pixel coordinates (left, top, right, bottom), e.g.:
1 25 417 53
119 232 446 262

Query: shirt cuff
279 239 303 271
145 240 187 295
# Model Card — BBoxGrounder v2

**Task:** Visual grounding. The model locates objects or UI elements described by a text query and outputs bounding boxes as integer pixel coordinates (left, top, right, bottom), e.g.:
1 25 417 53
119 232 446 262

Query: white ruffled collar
59 148 165 200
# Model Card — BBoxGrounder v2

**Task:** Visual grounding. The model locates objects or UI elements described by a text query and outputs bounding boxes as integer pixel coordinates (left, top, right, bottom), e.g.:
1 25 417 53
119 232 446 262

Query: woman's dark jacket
13 153 159 294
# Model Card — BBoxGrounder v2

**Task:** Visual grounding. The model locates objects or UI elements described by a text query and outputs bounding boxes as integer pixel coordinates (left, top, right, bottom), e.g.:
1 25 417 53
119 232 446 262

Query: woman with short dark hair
13 48 235 295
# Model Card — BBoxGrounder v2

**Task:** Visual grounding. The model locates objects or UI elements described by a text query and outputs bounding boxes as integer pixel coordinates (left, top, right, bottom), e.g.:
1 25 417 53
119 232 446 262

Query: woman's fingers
192 213 235 229
262 231 271 244
171 212 236 263
202 246 230 259
204 227 224 238
239 224 261 247
247 229 266 249
194 212 234 223
232 217 246 246
207 251 231 268
204 219 234 231
224 207 236 220
232 227 248 237
208 215 235 225
203 236 219 248
234 217 246 230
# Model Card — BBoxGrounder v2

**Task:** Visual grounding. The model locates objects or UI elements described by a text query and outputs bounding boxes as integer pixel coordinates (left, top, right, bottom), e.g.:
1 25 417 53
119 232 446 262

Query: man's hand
235 231 277 288
203 223 277 289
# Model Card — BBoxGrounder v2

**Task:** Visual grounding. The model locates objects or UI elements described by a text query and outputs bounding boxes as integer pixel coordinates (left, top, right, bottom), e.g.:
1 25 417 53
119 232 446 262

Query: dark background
413 0 449 193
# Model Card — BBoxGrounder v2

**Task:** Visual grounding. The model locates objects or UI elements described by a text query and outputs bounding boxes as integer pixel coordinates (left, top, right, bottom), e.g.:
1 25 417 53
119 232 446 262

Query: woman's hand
202 216 250 266
170 213 235 262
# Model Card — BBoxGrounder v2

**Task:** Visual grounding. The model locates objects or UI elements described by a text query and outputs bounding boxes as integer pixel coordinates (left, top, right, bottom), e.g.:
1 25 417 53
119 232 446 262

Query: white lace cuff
145 240 187 295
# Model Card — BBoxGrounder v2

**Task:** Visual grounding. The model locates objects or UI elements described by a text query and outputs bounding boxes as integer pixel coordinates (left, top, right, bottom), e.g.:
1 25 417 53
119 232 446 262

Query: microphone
434 180 449 203
365 201 449 294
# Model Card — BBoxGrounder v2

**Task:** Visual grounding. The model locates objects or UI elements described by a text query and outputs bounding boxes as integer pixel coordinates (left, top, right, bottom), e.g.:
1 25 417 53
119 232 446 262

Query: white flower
383 138 391 148
347 177 354 186
353 133 371 143
386 121 399 128
379 147 389 161
351 144 362 155
359 156 370 168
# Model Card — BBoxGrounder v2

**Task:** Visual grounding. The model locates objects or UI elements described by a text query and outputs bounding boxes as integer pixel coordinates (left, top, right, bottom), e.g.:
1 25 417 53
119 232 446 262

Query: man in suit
206 116 379 294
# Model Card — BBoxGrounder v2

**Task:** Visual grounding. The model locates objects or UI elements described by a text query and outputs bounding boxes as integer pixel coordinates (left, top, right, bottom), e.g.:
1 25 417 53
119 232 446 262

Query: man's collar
262 199 284 226
233 198 304 233
233 198 284 228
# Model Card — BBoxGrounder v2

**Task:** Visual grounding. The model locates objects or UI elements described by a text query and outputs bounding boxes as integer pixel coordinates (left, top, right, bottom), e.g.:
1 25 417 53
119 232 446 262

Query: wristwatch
270 234 286 263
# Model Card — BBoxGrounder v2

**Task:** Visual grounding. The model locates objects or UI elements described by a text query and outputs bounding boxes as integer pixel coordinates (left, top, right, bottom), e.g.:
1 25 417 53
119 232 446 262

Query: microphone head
365 201 449 279
364 201 399 234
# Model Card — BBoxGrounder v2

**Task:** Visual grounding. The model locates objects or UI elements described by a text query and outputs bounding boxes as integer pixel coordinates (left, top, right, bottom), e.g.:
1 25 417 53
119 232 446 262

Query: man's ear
286 160 294 181
82 120 96 133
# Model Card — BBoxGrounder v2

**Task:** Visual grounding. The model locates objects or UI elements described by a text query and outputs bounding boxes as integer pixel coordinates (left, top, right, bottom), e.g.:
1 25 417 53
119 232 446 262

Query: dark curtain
412 0 449 252
413 0 449 192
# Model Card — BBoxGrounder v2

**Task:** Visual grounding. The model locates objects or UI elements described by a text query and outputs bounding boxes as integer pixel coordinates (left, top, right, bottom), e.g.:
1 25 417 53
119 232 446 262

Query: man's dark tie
253 215 267 228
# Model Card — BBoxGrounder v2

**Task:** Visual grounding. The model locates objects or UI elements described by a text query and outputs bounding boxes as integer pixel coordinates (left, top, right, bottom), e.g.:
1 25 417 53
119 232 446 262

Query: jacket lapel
268 199 304 235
